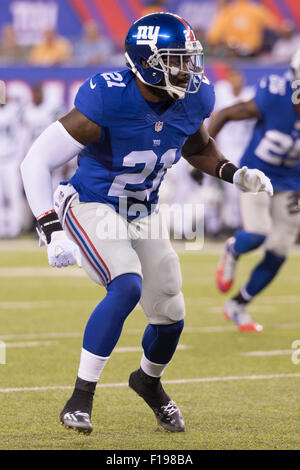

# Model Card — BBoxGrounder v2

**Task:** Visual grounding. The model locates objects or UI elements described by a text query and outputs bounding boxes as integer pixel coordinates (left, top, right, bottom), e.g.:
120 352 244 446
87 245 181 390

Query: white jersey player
203 69 255 235
23 84 66 189
0 99 25 238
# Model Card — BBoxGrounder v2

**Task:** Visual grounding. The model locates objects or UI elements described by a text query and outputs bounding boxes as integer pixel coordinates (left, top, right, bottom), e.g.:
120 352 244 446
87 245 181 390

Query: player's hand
233 166 273 197
47 231 82 268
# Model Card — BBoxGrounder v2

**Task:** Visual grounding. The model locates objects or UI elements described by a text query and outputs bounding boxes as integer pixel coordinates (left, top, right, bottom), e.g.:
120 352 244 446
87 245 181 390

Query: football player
23 83 68 189
210 49 300 332
0 97 25 238
21 12 272 433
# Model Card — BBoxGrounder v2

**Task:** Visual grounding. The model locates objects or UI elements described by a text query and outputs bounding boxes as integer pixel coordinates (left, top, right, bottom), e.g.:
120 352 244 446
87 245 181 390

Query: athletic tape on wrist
37 211 63 244
215 159 238 183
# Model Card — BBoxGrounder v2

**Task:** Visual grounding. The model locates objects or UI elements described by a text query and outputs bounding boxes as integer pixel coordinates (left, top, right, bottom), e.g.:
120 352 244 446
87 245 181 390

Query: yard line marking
1 373 300 393
0 267 85 278
113 345 189 353
273 323 300 330
241 349 292 357
0 301 53 309
0 332 82 341
258 295 300 303
0 300 103 310
2 238 300 254
0 339 189 353
209 306 275 314
5 341 56 348
2 323 300 341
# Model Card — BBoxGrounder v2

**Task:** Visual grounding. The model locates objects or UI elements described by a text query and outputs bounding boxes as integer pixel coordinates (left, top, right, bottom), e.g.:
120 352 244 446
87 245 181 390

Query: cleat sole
238 323 264 333
60 421 93 434
223 310 263 333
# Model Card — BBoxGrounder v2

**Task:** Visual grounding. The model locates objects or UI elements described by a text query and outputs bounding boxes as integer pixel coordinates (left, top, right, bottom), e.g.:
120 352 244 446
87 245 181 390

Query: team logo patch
155 121 163 132
136 26 160 45
58 191 65 202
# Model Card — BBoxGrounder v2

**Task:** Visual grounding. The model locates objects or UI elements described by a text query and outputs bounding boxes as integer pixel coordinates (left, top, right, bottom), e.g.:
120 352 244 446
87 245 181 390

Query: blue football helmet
125 12 204 100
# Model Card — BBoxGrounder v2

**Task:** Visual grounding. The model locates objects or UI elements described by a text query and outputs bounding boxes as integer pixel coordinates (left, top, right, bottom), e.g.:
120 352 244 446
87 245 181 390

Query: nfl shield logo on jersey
155 121 163 132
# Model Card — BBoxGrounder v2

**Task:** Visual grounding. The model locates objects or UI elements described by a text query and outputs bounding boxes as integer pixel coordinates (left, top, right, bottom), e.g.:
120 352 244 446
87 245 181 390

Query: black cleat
129 369 185 432
60 410 93 434
59 378 95 434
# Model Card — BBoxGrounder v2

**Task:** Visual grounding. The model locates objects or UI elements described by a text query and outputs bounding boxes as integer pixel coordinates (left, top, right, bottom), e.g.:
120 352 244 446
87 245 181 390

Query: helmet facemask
147 41 204 99
125 39 204 100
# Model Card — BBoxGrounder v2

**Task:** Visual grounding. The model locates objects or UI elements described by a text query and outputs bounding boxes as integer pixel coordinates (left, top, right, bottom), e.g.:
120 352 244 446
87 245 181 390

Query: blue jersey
68 69 215 218
240 73 300 191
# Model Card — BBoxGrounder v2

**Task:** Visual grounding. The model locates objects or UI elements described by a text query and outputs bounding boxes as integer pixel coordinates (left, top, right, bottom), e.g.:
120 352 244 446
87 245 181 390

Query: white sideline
1 373 300 393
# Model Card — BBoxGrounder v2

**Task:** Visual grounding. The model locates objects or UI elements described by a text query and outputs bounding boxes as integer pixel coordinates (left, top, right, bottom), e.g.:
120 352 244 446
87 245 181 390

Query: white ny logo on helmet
136 26 160 45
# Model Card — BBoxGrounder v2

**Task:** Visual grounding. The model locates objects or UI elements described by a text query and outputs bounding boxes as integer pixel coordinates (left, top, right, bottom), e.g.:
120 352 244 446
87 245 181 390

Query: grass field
0 238 300 450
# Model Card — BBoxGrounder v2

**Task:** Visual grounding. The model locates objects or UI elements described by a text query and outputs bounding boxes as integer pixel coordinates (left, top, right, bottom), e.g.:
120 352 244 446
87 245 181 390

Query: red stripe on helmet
177 15 195 41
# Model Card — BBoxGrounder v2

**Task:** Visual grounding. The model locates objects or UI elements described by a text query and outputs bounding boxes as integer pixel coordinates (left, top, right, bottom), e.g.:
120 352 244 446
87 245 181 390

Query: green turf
0 242 300 449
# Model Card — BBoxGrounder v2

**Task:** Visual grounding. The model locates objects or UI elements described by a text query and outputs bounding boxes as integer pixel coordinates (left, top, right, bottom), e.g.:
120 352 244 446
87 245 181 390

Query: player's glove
36 210 81 268
46 231 82 267
233 166 273 196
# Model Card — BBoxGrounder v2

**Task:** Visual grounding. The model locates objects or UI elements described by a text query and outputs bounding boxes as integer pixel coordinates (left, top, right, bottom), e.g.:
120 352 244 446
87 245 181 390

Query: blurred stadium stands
0 0 299 239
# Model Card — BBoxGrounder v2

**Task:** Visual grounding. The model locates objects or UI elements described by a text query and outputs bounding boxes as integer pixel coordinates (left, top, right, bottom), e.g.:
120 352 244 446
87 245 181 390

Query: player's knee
152 291 185 323
266 235 291 257
269 245 288 257
265 215 300 256
157 252 185 322
159 252 182 295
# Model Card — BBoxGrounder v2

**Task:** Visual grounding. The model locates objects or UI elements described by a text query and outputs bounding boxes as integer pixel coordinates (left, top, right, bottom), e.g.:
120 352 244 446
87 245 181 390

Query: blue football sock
243 250 286 299
142 320 184 365
232 229 266 256
83 273 142 357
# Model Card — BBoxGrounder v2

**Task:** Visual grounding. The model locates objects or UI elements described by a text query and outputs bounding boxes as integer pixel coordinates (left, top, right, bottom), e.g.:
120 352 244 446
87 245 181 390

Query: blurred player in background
23 83 67 189
23 83 60 143
201 68 255 237
0 96 25 238
21 12 272 434
210 49 300 332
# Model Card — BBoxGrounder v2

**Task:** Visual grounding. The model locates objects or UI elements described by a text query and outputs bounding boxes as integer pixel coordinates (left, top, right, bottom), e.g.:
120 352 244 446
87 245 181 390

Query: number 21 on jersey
108 149 177 201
